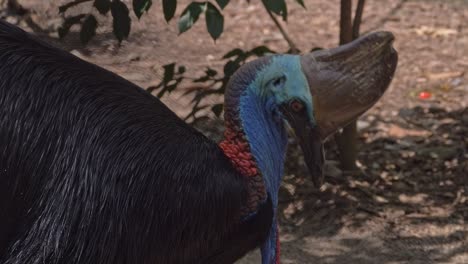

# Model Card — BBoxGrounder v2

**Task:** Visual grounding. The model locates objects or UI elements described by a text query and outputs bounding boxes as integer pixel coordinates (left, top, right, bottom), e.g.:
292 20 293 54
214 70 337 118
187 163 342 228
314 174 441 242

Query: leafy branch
263 3 300 54
150 45 277 121
55 0 305 120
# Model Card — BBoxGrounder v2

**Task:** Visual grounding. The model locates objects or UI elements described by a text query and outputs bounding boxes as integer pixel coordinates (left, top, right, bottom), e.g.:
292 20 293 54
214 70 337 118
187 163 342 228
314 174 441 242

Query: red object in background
418 91 432 99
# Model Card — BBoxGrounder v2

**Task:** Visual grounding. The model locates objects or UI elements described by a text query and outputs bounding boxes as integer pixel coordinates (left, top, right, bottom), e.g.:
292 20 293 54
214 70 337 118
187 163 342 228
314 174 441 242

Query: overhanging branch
262 3 300 54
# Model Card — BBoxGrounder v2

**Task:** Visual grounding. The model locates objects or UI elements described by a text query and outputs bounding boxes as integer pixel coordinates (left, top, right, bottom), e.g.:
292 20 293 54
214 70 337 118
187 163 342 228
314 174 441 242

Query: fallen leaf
398 193 428 204
375 195 389 204
414 26 458 37
386 124 431 138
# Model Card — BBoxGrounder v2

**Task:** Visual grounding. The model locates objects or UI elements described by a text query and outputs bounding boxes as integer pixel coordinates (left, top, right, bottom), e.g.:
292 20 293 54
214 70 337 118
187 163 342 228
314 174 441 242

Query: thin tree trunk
335 120 358 170
353 0 366 39
335 0 359 171
339 0 353 44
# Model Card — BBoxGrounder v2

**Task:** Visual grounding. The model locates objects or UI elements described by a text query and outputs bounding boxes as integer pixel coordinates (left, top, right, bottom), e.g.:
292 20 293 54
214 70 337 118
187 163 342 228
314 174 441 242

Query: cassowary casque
0 20 397 264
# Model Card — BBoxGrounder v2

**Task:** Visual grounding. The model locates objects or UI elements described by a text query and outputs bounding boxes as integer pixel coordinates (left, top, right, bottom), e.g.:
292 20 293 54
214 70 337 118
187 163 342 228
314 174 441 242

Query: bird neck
219 58 287 218
219 57 286 264
219 87 287 264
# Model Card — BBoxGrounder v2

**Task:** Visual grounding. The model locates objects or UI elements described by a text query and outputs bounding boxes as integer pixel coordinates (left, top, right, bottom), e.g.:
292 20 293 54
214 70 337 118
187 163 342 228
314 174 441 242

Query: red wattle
219 126 258 177
219 124 266 217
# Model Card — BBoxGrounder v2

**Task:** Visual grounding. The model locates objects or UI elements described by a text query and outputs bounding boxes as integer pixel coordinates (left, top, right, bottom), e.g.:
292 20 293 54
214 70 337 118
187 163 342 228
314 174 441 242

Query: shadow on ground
264 106 468 263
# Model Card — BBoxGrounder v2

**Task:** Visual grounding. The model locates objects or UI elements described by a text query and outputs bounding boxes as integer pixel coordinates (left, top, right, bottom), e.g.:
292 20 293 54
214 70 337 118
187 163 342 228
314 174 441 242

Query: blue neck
239 88 287 264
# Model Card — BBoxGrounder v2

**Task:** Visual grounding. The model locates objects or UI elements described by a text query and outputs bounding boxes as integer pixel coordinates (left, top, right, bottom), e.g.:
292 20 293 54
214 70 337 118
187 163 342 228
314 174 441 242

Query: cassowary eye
272 76 286 88
290 99 304 112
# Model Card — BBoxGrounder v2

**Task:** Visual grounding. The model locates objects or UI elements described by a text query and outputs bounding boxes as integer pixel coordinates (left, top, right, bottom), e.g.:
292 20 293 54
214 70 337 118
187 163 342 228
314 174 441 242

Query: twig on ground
357 204 382 217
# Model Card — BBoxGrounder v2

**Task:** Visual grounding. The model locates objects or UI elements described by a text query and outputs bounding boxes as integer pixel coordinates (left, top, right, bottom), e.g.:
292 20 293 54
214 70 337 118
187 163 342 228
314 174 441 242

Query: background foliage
58 0 366 170
58 0 308 118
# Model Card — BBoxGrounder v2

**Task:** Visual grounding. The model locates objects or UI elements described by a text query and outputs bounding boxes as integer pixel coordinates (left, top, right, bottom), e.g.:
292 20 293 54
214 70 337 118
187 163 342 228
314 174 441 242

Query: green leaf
155 63 176 98
111 0 131 42
59 0 92 13
223 60 240 76
94 0 111 14
178 2 206 34
206 68 217 77
178 65 186 74
295 0 305 8
261 0 284 13
156 88 168 98
222 48 244 59
250 45 276 56
162 0 177 22
80 15 98 44
281 2 287 21
285 47 301 54
205 2 223 40
133 0 152 19
215 0 229 9
194 75 211 83
58 14 86 39
211 103 224 117
184 104 208 121
262 0 287 21
162 63 176 83
157 82 181 98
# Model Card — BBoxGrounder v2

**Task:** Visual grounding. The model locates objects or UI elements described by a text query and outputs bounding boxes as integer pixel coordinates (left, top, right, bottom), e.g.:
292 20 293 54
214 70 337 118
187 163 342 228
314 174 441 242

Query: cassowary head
222 31 397 264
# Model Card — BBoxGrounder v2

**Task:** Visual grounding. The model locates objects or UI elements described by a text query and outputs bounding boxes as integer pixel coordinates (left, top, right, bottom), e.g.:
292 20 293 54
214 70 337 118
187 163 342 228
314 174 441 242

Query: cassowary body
0 21 270 264
0 20 397 264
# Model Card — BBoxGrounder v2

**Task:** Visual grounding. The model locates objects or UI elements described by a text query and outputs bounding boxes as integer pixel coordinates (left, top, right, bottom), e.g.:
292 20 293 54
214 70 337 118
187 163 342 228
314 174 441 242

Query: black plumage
0 20 272 264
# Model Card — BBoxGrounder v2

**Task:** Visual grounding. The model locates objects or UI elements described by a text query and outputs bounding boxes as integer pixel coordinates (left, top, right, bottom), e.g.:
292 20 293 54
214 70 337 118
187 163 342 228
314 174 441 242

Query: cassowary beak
281 101 325 188
301 31 398 140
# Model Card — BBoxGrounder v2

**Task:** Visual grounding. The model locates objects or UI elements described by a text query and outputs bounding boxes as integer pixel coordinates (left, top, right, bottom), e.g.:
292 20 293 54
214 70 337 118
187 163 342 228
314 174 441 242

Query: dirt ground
1 0 467 263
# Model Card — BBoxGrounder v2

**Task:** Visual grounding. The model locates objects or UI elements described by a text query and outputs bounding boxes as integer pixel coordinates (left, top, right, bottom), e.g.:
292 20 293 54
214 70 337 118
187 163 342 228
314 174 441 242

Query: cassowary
0 20 397 264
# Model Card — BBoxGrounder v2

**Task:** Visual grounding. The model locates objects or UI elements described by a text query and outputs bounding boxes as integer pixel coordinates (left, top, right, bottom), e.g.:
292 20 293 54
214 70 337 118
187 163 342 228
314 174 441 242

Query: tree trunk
335 0 365 171
335 120 358 170
339 0 353 45
353 0 366 40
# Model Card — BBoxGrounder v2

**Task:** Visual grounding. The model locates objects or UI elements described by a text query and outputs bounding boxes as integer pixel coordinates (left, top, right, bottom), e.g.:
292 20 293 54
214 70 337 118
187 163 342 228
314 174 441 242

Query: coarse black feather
0 20 272 264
